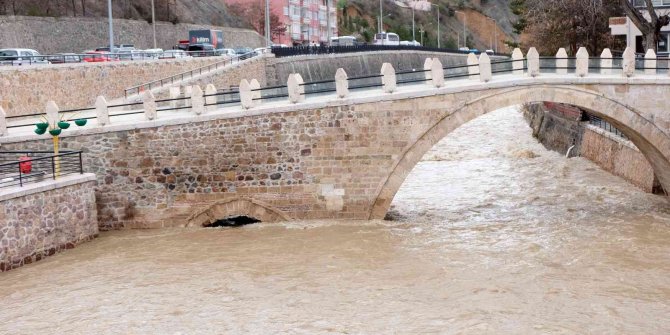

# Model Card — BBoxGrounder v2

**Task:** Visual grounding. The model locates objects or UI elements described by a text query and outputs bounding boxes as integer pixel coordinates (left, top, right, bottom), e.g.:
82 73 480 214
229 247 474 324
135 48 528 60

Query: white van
373 32 400 46
331 36 357 46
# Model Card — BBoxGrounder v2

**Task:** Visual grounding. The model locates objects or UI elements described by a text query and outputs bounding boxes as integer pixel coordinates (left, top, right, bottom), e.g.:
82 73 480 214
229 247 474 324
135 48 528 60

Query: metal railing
585 114 629 140
0 151 84 188
271 45 510 58
0 50 231 66
124 49 265 99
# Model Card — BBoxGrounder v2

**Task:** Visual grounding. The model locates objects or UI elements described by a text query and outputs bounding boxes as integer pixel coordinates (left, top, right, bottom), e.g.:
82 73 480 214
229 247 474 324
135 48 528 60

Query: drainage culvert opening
205 216 261 228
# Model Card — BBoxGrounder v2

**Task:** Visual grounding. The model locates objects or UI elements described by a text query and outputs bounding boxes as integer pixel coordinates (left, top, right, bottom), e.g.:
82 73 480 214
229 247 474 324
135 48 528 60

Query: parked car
142 48 164 59
485 49 495 55
216 48 237 56
458 47 470 52
234 47 254 60
469 48 480 54
159 50 191 59
187 43 215 57
400 40 421 46
47 53 82 64
82 51 114 62
0 48 49 66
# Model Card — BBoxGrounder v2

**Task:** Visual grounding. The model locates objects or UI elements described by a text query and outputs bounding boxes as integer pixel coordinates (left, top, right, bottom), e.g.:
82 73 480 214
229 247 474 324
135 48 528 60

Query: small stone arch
368 85 670 219
186 198 290 227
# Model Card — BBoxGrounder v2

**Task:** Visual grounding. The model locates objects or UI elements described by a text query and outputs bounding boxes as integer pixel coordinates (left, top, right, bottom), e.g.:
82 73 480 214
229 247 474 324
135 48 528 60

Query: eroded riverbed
2 107 669 334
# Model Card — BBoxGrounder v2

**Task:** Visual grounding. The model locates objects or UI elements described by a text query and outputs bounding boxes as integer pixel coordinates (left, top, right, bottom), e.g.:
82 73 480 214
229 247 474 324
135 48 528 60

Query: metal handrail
0 151 84 188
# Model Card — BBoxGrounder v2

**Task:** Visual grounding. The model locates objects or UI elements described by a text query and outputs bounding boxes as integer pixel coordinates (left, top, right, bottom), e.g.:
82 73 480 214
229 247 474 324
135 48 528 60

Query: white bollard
143 91 157 120
205 84 217 108
512 48 524 75
423 58 433 83
622 47 635 77
556 48 568 75
644 49 657 75
335 68 349 98
249 79 261 106
169 86 181 108
0 106 7 136
95 96 110 126
239 79 253 109
467 53 479 80
381 63 396 93
600 48 613 75
287 73 305 103
191 85 204 115
527 47 540 77
431 58 445 88
183 85 193 107
576 47 589 77
478 53 492 82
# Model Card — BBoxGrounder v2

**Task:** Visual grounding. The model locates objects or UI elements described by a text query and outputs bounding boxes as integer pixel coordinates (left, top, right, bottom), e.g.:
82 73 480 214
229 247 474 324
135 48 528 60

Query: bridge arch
186 198 290 227
368 85 670 219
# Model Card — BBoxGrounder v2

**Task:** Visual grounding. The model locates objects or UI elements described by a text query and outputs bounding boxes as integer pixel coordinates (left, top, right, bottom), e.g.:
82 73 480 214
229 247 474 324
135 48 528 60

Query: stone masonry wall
0 16 265 54
0 177 98 271
0 56 224 117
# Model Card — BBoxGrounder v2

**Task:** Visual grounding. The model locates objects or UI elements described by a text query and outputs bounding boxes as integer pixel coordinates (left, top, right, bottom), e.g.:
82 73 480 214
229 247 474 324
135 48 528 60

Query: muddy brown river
1 107 669 334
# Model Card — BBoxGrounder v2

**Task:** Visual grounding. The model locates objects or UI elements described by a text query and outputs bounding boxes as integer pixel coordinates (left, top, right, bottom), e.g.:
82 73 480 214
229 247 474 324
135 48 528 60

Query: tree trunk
644 30 657 52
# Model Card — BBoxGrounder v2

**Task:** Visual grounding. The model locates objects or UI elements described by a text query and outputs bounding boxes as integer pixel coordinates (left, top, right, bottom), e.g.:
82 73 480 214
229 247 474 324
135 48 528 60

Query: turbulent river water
2 107 670 334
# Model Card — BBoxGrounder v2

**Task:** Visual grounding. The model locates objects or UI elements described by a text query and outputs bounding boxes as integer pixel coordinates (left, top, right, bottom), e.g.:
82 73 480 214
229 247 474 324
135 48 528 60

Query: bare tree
620 0 670 52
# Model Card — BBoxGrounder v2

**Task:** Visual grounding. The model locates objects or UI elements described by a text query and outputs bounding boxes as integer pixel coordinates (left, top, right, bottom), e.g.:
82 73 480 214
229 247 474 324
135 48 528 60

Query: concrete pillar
527 47 540 77
287 73 305 103
431 58 445 88
478 53 492 82
239 79 253 109
467 53 479 79
600 48 613 75
423 58 433 83
95 96 109 126
576 47 589 77
169 86 181 108
205 84 217 108
0 106 7 137
46 101 59 127
381 63 396 93
250 79 261 106
623 47 635 77
143 91 157 120
183 85 193 107
512 48 524 75
556 48 568 75
645 49 657 75
335 68 349 98
191 85 204 115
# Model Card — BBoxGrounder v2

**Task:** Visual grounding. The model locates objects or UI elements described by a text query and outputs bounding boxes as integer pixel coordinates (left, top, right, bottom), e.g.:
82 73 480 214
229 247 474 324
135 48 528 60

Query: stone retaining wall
0 174 98 271
0 15 264 54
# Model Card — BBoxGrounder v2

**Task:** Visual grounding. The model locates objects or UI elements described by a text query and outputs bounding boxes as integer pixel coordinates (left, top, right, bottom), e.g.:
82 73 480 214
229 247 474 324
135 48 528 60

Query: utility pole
151 0 156 49
379 0 383 33
432 3 440 48
412 0 416 42
455 10 467 48
265 0 271 47
327 0 332 45
108 0 114 55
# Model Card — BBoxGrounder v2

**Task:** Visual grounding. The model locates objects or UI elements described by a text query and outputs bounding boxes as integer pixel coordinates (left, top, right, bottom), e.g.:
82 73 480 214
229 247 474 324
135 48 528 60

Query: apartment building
225 0 338 46
609 0 670 55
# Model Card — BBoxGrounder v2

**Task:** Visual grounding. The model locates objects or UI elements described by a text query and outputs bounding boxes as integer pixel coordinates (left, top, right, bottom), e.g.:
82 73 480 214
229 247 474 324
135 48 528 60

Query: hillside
0 0 247 28
339 0 517 53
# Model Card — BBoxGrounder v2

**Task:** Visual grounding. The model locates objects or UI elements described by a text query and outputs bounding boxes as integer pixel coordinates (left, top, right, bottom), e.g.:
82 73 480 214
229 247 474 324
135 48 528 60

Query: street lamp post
379 0 383 33
431 3 440 48
419 28 424 46
412 0 416 42
151 0 156 49
455 10 467 48
107 0 114 54
487 17 497 53
265 0 271 47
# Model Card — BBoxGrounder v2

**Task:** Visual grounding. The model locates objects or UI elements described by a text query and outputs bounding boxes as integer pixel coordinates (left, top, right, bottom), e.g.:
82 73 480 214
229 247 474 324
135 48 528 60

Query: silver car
0 48 50 66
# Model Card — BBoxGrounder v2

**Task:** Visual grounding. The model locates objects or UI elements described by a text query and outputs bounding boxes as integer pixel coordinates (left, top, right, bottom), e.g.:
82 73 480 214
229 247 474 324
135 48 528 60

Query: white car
159 50 191 59
0 48 50 66
400 40 421 46
217 48 237 56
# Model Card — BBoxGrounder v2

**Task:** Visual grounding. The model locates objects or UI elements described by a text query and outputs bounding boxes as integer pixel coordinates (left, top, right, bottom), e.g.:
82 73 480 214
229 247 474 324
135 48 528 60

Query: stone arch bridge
0 47 668 229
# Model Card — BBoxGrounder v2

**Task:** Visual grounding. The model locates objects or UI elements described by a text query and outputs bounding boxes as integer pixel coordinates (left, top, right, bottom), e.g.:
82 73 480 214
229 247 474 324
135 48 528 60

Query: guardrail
271 44 510 58
0 151 84 188
123 49 267 99
0 50 228 66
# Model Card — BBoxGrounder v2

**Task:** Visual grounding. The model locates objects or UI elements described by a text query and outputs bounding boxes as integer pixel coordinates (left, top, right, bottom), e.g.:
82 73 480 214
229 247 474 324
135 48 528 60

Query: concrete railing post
381 63 396 93
478 53 492 82
95 96 109 126
169 86 181 108
183 85 193 107
645 49 657 75
423 58 433 83
467 53 479 80
622 47 635 77
576 47 589 77
287 73 305 103
46 101 59 127
335 68 349 98
600 48 613 75
527 47 540 77
512 48 524 75
0 106 7 137
239 79 253 109
143 91 157 120
250 79 261 106
431 58 445 87
556 48 568 75
205 84 217 109
191 85 204 115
